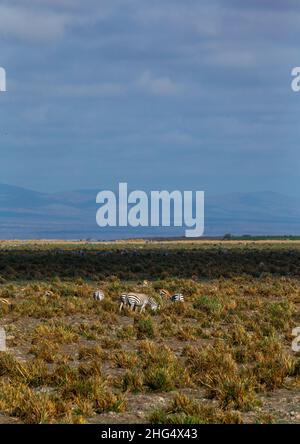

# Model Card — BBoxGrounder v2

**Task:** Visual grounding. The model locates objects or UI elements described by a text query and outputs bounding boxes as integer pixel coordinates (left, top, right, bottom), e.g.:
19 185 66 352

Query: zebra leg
119 302 124 312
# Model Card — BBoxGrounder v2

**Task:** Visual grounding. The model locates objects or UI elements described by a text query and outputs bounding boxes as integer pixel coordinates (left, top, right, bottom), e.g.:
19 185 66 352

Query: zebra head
120 293 128 303
148 297 159 311
119 293 129 312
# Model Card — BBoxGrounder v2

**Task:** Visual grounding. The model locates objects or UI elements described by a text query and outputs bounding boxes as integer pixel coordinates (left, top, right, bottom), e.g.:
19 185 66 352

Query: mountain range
0 183 299 239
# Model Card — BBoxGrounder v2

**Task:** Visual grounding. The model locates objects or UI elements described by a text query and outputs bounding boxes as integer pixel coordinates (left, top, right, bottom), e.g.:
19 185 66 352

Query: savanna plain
0 240 299 424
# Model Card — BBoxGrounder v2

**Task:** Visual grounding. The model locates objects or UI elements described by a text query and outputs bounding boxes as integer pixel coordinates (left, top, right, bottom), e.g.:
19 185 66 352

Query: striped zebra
0 298 13 310
119 293 129 312
0 298 10 305
159 289 170 300
170 293 184 302
119 293 158 313
159 289 184 303
93 290 105 301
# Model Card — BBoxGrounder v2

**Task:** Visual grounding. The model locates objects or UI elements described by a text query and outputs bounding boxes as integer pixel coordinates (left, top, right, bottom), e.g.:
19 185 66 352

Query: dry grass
0 241 300 423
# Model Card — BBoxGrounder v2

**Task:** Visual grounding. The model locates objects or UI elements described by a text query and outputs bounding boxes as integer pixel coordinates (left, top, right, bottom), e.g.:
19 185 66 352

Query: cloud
0 5 71 42
223 0 300 12
133 3 221 37
204 47 256 68
52 83 127 98
137 70 183 96
1 0 299 195
0 1 116 42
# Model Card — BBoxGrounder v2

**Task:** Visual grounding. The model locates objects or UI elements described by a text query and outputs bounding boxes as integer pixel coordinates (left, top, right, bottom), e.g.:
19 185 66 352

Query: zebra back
127 293 158 311
126 292 148 307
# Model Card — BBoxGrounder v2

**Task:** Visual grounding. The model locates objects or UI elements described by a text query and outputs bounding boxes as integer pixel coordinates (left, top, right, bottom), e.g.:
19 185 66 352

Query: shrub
193 296 222 315
144 367 174 392
135 318 156 339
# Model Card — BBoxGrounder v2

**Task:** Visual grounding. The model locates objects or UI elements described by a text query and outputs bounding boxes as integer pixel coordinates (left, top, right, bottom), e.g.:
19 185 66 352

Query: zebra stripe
170 293 184 303
93 290 105 301
119 293 129 311
0 298 11 306
159 289 170 299
159 289 185 303
0 298 13 311
119 293 158 313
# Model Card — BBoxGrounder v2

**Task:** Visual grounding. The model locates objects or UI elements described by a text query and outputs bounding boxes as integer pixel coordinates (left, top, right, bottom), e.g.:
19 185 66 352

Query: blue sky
0 0 300 194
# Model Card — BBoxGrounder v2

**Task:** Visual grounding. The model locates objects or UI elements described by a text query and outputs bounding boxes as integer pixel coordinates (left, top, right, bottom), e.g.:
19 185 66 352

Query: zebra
159 289 170 300
0 298 10 306
159 289 185 303
119 293 129 312
0 298 13 311
170 293 184 302
119 293 158 313
93 290 105 301
127 293 158 313
0 327 6 352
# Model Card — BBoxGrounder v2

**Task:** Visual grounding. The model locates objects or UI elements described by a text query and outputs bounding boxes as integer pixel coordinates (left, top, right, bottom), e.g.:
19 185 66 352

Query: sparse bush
193 295 222 315
144 367 175 391
135 318 156 339
122 370 144 393
149 393 243 424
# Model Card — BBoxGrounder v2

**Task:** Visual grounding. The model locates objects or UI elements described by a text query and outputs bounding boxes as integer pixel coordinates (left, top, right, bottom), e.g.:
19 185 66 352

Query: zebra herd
93 287 185 313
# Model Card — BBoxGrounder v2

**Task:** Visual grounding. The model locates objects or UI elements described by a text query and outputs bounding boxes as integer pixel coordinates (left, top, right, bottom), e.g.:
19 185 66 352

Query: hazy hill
0 183 299 239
